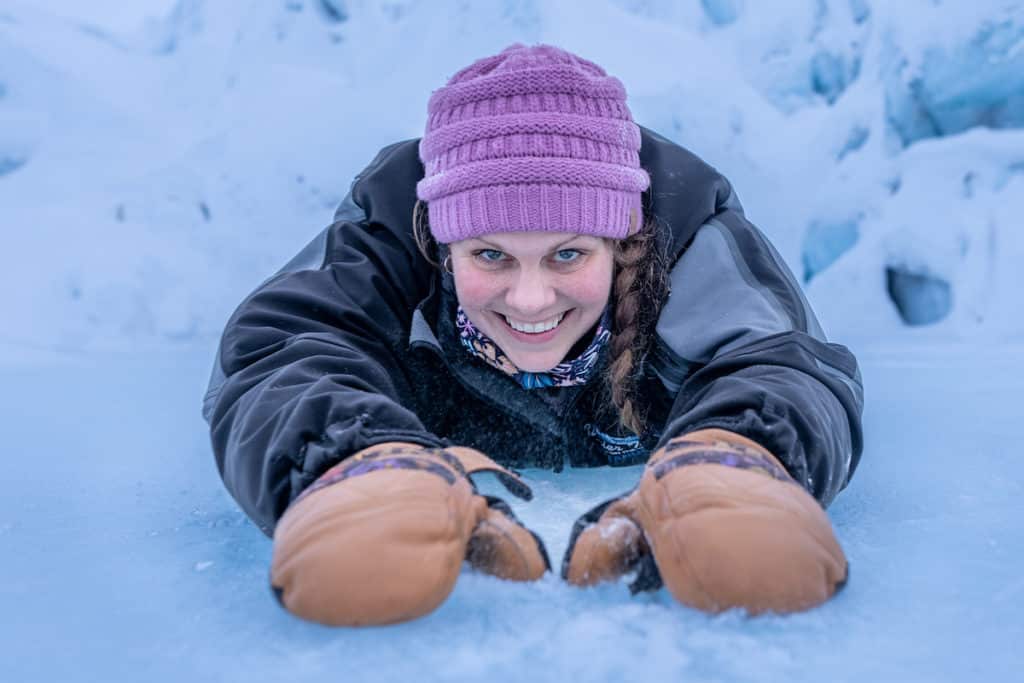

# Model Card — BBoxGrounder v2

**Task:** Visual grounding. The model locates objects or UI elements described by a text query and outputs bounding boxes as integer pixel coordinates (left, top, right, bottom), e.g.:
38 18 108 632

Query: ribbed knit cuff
428 185 643 243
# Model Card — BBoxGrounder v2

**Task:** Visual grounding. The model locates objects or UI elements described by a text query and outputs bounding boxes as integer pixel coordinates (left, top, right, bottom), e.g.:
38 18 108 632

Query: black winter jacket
203 128 864 536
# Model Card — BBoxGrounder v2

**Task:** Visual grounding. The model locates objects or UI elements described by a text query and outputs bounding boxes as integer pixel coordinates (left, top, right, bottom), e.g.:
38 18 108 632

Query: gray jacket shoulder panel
655 219 797 367
652 205 826 389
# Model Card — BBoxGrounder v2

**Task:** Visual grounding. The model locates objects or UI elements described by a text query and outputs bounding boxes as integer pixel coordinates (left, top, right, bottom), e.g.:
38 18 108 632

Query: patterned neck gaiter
456 306 612 389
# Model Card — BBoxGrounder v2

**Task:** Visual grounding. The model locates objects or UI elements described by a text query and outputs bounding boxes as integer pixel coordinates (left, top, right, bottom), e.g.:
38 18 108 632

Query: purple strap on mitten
652 441 794 484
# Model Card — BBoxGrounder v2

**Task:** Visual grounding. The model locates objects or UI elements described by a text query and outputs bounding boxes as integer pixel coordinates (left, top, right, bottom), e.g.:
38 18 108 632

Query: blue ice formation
318 0 349 23
0 154 27 177
847 0 870 25
701 0 740 26
885 19 1024 147
802 217 860 282
837 125 870 161
811 49 861 105
885 266 952 325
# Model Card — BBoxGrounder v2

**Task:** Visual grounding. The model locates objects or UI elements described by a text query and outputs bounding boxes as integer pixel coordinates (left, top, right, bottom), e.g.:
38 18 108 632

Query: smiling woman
447 232 615 373
203 43 864 628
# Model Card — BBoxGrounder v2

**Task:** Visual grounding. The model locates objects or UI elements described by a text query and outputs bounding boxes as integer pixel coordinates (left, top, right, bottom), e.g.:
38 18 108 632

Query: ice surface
1 0 1023 680
1 343 1021 682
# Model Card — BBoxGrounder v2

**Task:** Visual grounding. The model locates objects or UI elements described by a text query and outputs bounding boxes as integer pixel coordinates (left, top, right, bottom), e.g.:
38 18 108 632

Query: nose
505 269 556 317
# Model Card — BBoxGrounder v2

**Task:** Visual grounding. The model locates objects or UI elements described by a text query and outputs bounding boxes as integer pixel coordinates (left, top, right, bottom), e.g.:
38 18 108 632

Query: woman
203 44 863 626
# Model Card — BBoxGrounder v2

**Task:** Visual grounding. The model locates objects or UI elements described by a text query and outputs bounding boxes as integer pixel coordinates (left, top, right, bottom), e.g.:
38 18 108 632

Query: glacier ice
701 0 740 26
0 154 27 176
802 217 860 282
318 0 349 23
847 0 870 24
885 18 1024 147
811 49 860 105
885 265 952 325
836 124 870 161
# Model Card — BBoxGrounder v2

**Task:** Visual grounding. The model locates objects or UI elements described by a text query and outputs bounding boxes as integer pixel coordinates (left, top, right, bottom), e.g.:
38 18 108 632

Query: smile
502 311 567 334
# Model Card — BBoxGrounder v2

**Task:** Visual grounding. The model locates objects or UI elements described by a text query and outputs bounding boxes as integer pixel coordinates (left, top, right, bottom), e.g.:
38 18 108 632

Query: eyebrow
473 235 588 251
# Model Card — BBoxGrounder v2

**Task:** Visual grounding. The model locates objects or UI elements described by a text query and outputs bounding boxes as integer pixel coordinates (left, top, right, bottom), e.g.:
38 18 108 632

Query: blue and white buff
456 306 611 389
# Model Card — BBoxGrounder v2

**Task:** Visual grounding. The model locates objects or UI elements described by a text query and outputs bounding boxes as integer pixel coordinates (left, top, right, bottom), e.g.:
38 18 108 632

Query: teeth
504 312 565 334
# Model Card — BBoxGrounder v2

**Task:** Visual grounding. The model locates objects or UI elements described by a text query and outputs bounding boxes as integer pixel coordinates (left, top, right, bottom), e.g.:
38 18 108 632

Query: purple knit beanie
416 44 649 244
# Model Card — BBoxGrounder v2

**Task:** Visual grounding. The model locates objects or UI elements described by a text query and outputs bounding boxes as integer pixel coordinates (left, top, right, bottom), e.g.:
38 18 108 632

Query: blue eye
553 249 582 263
475 249 506 263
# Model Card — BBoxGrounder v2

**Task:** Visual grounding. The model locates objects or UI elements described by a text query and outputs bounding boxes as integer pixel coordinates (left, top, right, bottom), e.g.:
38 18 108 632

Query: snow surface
2 344 1022 681
1 1 1023 681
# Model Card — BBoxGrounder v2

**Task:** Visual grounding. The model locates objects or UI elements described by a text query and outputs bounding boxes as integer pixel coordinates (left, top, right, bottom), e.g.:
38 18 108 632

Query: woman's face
449 232 615 373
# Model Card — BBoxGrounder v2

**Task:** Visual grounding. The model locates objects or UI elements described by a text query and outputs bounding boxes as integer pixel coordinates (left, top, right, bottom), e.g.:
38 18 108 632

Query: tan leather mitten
271 442 549 626
562 428 848 614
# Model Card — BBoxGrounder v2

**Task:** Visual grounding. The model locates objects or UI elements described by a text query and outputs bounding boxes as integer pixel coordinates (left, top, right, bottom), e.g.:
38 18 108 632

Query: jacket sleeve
202 143 443 536
650 203 864 508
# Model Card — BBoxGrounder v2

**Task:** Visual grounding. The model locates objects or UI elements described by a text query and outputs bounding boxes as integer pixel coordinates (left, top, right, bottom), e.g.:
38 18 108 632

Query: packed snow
0 1 1022 681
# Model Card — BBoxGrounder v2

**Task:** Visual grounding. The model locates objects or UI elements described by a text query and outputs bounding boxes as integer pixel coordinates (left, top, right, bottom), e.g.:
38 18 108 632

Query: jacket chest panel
407 348 627 470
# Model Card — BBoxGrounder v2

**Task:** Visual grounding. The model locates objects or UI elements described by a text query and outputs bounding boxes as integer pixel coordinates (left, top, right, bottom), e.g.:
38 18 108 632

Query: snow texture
1 344 1021 682
0 1 1022 681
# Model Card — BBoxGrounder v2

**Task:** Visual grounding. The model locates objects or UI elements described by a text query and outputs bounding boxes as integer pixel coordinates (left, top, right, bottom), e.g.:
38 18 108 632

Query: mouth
502 311 567 334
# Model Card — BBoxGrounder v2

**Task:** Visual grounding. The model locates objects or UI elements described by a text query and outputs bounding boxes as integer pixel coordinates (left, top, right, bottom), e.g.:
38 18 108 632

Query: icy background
1 1 1022 681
